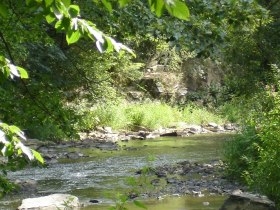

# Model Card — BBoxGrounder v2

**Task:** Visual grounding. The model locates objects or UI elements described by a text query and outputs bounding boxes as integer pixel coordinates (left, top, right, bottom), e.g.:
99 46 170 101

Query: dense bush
224 81 280 207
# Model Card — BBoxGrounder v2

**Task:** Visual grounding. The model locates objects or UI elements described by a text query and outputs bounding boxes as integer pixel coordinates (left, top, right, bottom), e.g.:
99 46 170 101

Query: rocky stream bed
1 123 277 210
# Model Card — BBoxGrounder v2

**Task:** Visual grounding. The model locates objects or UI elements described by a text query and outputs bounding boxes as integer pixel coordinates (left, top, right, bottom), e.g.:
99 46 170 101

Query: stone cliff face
182 58 224 91
126 57 224 103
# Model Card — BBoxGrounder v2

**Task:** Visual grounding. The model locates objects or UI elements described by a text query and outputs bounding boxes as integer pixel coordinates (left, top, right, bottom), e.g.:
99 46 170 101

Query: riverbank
23 123 238 164
78 122 238 142
135 160 245 200
3 132 244 210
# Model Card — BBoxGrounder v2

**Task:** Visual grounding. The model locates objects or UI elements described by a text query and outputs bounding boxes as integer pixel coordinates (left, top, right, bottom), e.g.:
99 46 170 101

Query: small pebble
203 202 210 206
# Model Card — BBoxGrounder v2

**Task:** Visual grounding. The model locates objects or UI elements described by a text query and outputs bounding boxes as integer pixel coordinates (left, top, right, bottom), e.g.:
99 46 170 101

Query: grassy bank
76 101 226 131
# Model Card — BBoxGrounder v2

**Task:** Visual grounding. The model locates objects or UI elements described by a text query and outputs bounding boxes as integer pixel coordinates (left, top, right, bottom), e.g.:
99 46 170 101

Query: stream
0 134 231 210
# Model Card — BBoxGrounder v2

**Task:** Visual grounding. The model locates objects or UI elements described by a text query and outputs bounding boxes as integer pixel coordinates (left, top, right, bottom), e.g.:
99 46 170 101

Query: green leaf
118 0 130 7
53 1 69 19
17 142 34 160
2 66 10 79
83 20 104 43
104 37 114 52
16 66 29 79
25 0 33 5
0 2 9 17
46 13 56 23
0 55 6 63
133 200 147 209
32 149 44 164
45 0 54 7
2 144 14 157
66 30 81 44
148 0 164 17
68 5 80 17
165 0 190 21
9 125 21 134
101 0 112 13
55 20 63 29
55 18 70 31
61 0 71 7
52 4 63 19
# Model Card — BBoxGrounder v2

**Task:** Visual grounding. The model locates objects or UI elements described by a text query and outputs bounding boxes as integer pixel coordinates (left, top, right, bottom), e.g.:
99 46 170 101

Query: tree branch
0 30 70 137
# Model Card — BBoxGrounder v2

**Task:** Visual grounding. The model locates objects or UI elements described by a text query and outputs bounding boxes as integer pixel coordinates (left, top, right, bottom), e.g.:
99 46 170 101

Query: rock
104 133 119 142
224 123 234 130
177 88 188 97
140 78 165 98
208 122 218 128
220 191 276 210
128 192 138 199
181 58 224 92
203 202 210 206
205 127 219 132
149 64 166 72
151 179 161 186
127 91 143 101
66 152 83 159
129 135 145 140
157 196 164 200
14 180 37 193
96 126 105 133
145 133 159 139
89 199 100 204
201 128 212 133
155 171 167 178
189 125 202 134
217 125 225 132
104 127 113 133
160 131 178 137
166 178 179 184
18 194 79 210
192 190 204 197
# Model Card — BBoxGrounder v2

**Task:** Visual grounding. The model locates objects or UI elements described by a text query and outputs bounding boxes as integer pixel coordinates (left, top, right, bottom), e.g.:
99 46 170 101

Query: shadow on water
0 134 233 210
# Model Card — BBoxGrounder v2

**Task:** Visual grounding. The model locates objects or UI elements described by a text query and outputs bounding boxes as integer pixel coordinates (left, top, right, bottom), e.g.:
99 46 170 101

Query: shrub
223 126 261 184
224 85 280 207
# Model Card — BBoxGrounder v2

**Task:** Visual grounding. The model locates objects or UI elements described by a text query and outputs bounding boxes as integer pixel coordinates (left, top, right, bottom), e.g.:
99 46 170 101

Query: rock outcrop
220 191 276 210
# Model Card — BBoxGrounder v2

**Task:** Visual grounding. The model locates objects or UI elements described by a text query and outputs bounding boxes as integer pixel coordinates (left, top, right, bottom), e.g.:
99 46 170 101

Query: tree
0 0 189 195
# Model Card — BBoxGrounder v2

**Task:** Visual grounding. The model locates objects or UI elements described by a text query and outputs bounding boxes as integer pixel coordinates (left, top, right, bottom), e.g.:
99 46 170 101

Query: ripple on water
5 134 230 210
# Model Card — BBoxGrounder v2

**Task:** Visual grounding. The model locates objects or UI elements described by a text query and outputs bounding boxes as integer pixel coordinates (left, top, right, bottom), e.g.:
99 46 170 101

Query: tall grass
182 105 225 125
77 101 226 131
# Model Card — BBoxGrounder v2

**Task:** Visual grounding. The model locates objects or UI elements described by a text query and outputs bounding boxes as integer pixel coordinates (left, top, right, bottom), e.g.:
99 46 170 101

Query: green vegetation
222 1 280 207
0 0 280 208
224 85 280 207
0 0 190 197
77 102 226 131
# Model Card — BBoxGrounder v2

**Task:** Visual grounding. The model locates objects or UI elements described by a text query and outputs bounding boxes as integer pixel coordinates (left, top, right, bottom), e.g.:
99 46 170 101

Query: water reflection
1 134 231 210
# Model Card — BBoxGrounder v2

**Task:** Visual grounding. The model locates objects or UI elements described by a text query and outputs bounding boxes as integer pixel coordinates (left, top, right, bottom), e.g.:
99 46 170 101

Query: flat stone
208 122 218 128
220 192 276 210
104 127 113 133
224 123 234 130
189 125 202 133
18 194 79 210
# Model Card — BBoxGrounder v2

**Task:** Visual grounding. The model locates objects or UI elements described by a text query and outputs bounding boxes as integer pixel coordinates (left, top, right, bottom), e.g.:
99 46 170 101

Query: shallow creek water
0 134 231 210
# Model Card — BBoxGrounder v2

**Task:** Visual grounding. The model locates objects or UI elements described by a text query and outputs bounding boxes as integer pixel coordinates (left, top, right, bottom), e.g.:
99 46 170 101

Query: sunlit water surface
0 134 232 210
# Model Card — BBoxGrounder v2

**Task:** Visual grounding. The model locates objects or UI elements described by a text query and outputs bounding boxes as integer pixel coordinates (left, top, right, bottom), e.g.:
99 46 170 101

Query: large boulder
182 58 224 91
220 191 276 210
18 194 79 210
